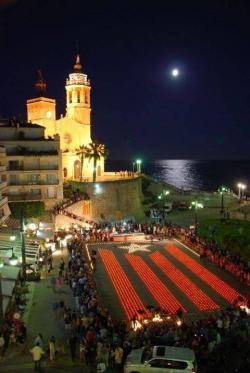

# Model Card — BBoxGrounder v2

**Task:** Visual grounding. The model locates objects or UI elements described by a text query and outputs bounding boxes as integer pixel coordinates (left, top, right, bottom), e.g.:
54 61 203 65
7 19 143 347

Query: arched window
69 91 72 103
74 160 81 180
63 167 67 178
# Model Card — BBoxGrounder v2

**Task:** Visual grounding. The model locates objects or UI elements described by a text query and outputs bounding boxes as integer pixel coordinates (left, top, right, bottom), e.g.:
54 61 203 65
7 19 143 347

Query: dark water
106 160 250 192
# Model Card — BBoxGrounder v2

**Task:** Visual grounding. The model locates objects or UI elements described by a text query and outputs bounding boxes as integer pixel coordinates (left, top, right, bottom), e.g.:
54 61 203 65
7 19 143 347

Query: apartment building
0 146 10 223
0 119 63 209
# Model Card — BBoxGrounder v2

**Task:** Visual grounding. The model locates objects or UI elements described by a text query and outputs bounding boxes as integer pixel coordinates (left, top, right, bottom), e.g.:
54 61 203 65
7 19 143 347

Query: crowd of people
55 217 250 287
50 236 250 372
1 218 249 372
183 232 250 286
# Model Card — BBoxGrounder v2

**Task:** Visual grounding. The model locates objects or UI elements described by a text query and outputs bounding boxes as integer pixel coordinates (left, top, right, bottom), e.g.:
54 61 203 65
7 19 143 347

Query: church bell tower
27 70 56 123
65 54 91 125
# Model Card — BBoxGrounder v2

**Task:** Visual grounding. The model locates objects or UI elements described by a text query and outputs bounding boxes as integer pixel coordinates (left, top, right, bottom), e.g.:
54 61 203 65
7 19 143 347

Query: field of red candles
95 242 246 321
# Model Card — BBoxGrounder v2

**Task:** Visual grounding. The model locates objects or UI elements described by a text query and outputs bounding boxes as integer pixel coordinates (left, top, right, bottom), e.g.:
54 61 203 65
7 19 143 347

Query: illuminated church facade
26 55 104 181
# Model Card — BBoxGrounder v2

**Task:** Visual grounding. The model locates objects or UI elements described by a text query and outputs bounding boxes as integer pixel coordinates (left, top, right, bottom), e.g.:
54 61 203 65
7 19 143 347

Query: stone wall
69 177 144 221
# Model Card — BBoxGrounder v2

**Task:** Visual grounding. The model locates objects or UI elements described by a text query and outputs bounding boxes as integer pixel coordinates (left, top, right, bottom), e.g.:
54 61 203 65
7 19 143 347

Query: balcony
8 165 59 171
0 196 8 207
0 181 7 190
8 180 59 186
7 194 43 202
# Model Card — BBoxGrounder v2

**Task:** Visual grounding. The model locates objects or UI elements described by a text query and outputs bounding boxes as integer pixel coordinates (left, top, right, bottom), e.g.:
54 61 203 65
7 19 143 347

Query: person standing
49 336 56 362
0 333 5 356
69 333 77 361
30 342 44 371
114 345 123 372
34 333 43 349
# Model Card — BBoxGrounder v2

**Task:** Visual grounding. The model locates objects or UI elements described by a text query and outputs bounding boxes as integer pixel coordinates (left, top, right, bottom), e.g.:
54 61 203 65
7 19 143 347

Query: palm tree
76 145 87 181
85 142 108 182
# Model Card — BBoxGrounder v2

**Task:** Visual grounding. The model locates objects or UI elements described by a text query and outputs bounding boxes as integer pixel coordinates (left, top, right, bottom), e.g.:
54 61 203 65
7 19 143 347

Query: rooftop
0 118 43 129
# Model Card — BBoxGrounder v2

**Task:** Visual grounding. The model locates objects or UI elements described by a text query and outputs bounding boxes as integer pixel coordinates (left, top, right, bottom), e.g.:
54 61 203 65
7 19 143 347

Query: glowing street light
218 186 228 215
136 159 142 173
190 200 204 235
9 247 18 266
237 183 246 200
157 190 170 221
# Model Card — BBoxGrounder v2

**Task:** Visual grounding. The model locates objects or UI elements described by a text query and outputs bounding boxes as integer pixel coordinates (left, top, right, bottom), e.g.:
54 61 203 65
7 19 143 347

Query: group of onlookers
55 218 250 287
59 236 250 372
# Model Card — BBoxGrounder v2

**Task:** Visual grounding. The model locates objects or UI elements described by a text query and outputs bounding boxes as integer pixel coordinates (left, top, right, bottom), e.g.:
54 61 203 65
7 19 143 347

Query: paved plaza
93 240 249 322
0 249 92 372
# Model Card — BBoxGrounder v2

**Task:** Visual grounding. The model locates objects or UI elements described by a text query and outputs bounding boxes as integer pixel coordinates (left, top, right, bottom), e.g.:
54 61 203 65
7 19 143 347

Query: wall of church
56 118 91 151
62 153 103 180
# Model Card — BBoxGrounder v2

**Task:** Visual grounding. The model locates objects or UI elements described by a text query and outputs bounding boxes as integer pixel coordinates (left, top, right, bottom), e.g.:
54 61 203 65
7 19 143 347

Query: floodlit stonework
27 54 104 181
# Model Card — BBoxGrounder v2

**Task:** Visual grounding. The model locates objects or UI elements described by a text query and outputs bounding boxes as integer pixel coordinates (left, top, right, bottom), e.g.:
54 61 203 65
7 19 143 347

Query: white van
124 345 197 373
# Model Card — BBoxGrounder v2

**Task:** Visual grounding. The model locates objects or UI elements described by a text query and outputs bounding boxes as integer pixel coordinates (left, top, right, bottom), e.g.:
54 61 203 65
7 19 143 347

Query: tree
76 145 87 182
85 142 108 182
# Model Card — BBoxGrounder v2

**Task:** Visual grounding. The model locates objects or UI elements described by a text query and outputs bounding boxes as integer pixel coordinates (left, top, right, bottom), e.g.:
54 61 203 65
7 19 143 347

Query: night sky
1 0 250 160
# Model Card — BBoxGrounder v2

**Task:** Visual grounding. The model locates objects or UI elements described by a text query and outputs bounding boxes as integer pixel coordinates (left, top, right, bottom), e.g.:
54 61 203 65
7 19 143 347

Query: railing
7 194 43 202
8 180 59 186
0 181 7 189
8 166 59 171
0 196 8 206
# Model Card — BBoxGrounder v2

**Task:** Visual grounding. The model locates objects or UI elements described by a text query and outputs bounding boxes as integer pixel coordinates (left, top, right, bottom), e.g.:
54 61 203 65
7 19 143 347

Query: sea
106 159 250 193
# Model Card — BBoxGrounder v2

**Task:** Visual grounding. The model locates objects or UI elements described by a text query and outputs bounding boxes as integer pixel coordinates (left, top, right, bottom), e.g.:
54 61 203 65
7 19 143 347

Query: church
26 54 104 181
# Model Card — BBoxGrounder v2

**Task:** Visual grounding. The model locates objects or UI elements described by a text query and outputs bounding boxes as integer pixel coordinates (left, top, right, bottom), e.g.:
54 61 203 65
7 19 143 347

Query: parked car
124 345 197 373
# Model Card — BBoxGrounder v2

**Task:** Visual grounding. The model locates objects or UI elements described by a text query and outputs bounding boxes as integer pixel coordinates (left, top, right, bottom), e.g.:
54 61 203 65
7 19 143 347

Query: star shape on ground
118 243 151 254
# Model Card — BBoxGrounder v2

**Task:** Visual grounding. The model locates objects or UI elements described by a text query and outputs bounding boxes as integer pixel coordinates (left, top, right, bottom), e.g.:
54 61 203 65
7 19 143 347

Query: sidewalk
0 248 91 372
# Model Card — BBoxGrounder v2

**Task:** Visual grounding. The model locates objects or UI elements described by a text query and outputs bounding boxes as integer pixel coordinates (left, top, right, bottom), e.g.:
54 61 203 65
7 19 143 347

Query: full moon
171 68 179 77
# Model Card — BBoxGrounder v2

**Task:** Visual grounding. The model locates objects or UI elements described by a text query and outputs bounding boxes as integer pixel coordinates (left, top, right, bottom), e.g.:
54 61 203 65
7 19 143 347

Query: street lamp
132 161 135 174
218 186 227 214
237 183 246 200
157 190 170 221
20 211 26 279
9 247 18 266
136 159 142 173
190 201 204 235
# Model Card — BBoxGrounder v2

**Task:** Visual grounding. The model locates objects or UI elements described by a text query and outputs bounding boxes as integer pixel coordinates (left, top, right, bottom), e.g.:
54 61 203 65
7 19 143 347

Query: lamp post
237 183 246 200
20 211 26 279
157 190 170 221
218 186 227 215
9 247 18 266
136 159 142 173
190 201 204 236
132 161 135 174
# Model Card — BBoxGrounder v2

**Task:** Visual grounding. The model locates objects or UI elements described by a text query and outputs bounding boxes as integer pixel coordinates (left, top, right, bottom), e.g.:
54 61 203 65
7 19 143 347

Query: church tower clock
65 54 91 125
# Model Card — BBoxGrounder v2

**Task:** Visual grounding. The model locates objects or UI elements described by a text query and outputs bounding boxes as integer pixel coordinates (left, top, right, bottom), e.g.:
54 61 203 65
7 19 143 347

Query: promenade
0 249 90 372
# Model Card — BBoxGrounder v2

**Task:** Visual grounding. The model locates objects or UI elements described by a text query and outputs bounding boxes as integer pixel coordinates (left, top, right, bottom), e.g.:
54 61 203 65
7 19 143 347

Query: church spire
73 54 82 72
35 69 47 96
